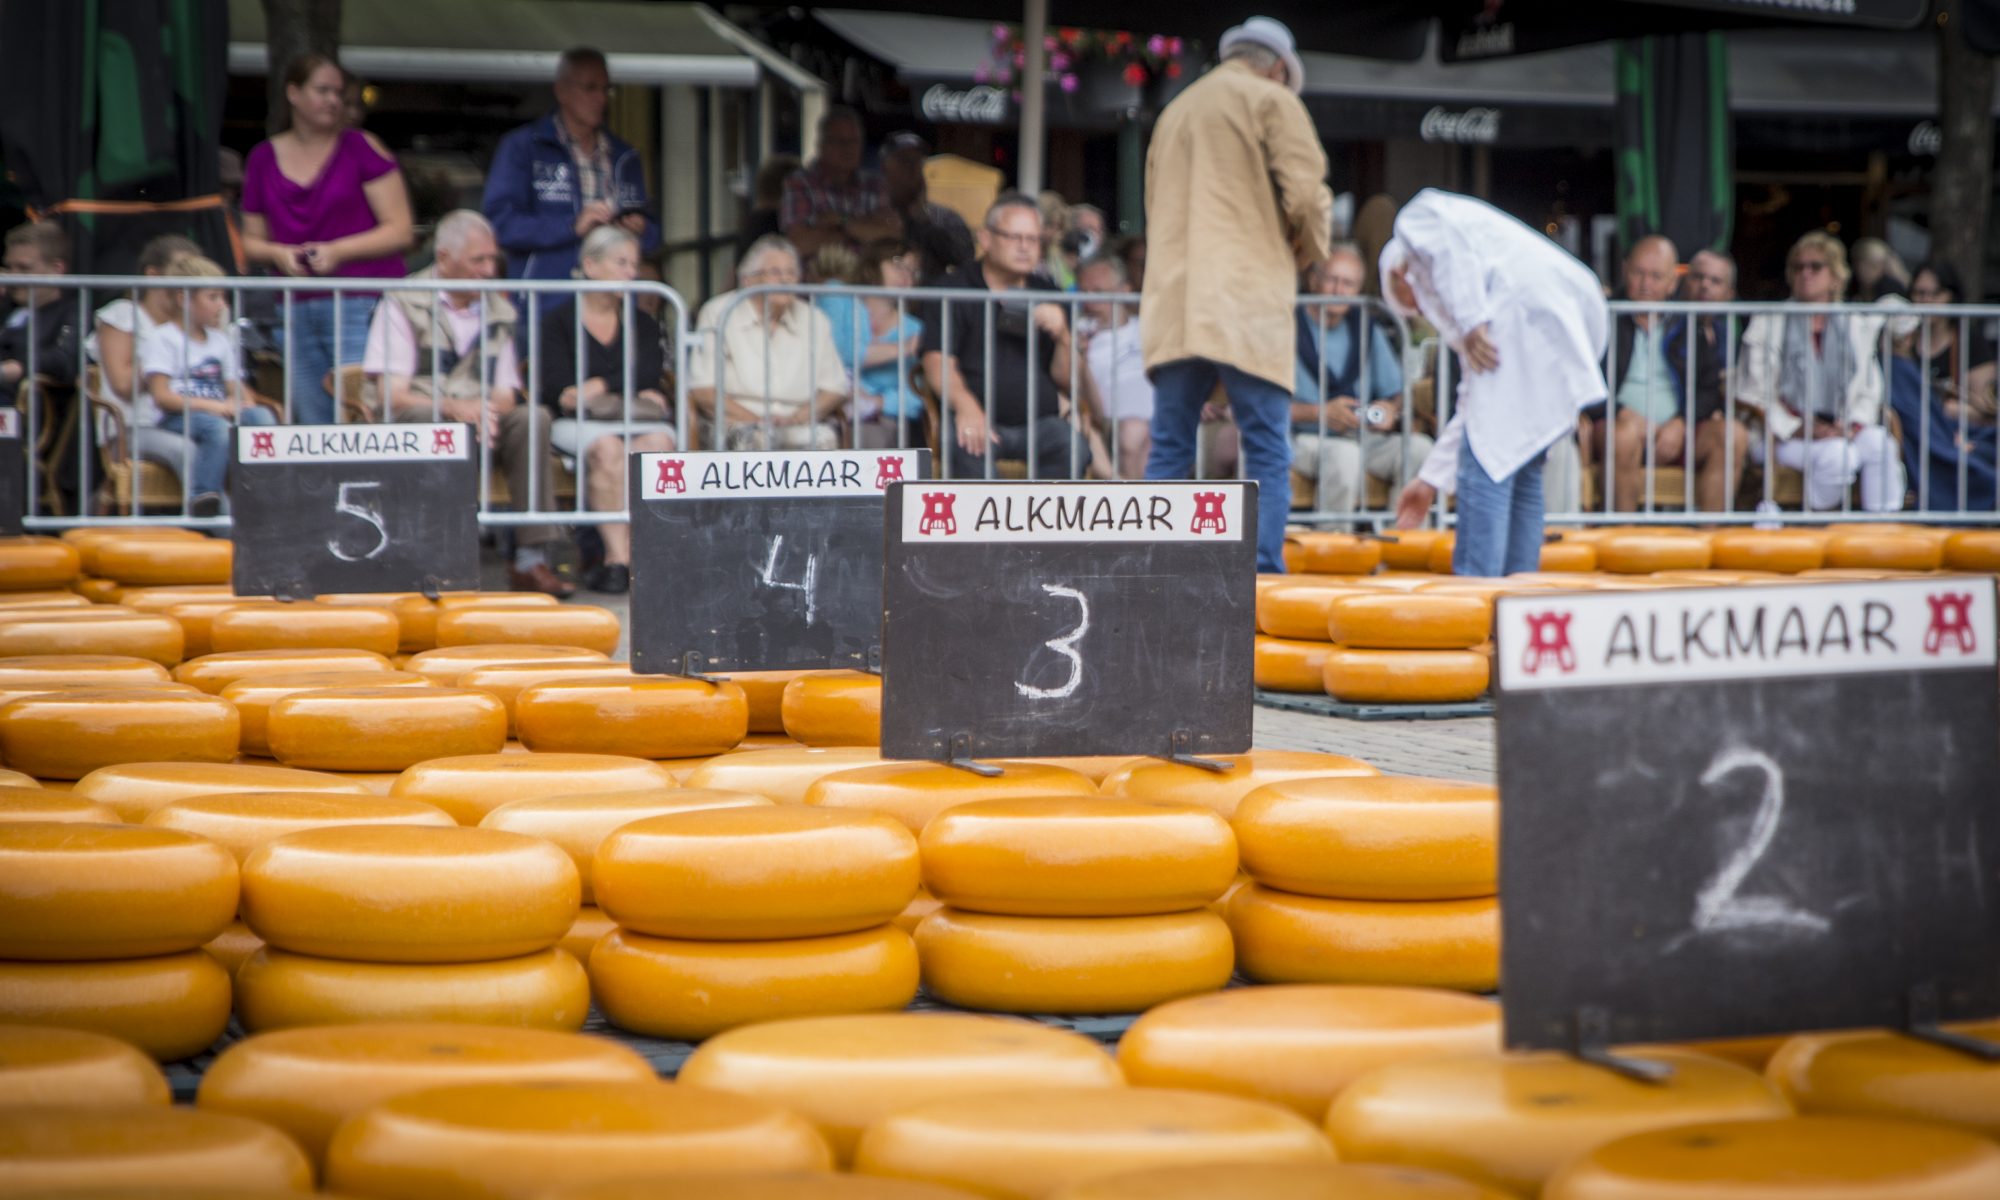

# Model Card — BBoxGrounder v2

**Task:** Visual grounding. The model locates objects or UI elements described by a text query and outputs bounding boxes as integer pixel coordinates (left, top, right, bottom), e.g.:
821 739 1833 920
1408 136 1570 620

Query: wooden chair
86 369 183 515
27 377 80 517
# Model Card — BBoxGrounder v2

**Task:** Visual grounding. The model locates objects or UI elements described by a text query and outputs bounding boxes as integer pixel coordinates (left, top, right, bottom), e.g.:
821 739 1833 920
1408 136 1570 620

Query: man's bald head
1624 235 1679 304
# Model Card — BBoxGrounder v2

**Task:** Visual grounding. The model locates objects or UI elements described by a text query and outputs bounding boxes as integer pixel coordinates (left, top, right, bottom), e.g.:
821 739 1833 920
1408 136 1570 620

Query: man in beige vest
1141 16 1332 572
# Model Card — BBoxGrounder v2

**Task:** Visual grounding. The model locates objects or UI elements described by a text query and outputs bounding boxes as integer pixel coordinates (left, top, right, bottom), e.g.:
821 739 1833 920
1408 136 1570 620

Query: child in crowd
137 255 278 516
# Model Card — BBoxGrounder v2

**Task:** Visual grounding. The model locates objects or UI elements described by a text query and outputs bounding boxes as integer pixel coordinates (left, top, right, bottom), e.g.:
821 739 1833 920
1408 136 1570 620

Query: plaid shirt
779 161 890 235
554 117 614 210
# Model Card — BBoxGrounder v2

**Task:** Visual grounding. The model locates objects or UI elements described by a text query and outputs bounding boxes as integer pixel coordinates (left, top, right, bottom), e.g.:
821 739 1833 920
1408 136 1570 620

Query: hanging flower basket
976 24 1198 107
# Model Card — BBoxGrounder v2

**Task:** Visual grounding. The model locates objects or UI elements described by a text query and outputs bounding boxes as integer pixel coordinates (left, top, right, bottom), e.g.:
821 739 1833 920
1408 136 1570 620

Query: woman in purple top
241 55 413 425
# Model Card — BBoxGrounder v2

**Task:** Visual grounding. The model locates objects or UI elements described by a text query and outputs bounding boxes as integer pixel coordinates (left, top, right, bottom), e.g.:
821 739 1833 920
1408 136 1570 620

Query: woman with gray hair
684 235 847 450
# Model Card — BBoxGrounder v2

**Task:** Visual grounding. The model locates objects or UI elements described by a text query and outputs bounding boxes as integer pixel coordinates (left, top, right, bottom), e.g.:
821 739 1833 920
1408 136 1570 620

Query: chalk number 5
328 481 389 562
1016 583 1088 700
1691 747 1830 938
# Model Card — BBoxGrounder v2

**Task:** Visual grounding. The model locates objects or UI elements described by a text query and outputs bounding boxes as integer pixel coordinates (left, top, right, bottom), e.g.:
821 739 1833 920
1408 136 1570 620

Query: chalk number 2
1691 747 1830 938
328 481 389 562
1016 583 1088 700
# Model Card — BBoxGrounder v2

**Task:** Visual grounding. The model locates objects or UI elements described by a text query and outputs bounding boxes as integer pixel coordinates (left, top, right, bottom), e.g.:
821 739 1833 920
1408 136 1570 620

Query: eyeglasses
1790 260 1830 275
1688 273 1728 287
986 229 1039 247
744 269 801 283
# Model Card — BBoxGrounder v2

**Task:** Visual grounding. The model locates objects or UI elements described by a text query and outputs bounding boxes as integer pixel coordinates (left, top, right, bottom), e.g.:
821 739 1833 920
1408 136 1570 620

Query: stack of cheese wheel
1254 580 1374 694
0 654 222 780
590 806 922 1040
88 534 233 587
0 822 237 1059
913 797 1237 1015
233 824 588 1031
221 669 437 758
456 661 634 737
1282 533 1384 577
0 606 185 666
1323 591 1491 706
1227 776 1500 992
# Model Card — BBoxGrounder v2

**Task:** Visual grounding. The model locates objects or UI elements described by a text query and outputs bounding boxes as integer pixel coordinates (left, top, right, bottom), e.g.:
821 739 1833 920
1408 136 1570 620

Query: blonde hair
1788 231 1849 297
164 254 226 280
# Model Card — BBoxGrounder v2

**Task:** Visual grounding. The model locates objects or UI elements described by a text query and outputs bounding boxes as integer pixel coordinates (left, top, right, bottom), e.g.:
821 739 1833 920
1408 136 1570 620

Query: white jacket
1734 309 1887 441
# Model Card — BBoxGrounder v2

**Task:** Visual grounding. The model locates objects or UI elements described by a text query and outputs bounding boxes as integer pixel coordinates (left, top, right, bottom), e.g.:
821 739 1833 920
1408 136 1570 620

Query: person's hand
953 405 998 456
1368 399 1402 433
1032 303 1068 342
1200 399 1229 423
1394 479 1437 529
0 361 22 386
269 244 313 278
616 211 647 235
441 398 500 448
575 202 615 237
1324 396 1361 434
557 387 580 414
1462 324 1501 373
299 242 344 275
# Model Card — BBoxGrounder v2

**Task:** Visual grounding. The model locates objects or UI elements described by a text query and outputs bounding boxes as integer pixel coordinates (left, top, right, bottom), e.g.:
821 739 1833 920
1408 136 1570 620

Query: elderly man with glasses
685 235 847 450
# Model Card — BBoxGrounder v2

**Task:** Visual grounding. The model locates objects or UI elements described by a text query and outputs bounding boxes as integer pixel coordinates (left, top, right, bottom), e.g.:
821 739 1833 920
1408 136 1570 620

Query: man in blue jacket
484 47 661 313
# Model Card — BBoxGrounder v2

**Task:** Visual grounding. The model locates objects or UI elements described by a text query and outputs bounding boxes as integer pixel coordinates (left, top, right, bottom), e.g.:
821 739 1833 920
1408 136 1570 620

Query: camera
1364 403 1390 429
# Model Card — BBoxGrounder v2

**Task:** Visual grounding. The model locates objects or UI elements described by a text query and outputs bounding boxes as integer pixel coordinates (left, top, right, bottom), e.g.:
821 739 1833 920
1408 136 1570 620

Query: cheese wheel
920 797 1237 916
404 644 609 687
223 669 435 756
1328 594 1490 650
458 662 633 736
392 753 682 825
325 1080 831 1200
196 1022 657 1165
0 589 90 609
0 691 239 780
781 670 882 747
0 952 231 1059
1538 540 1598 572
896 887 944 933
0 1106 312 1194
1326 1049 1787 1196
73 576 122 603
1944 531 2000 572
549 1177 986 1200
0 679 201 709
560 906 616 962
0 537 82 589
91 537 232 586
805 762 1098 834
435 590 563 610
65 527 202 567
0 822 238 959
0 1024 171 1108
160 599 239 658
1233 776 1498 901
1054 1163 1513 1200
202 919 265 974
175 647 396 693
715 668 810 734
680 1013 1124 1164
315 591 439 652
915 908 1233 1014
595 806 919 939
1258 584 1376 640
684 746 886 804
1255 637 1334 693
1282 533 1385 576
1426 536 1457 574
0 786 115 822
234 947 590 1033
1825 530 1947 571
74 761 370 822
0 653 172 689
0 610 184 665
268 686 508 771
1593 532 1712 574
207 601 403 656
1766 1022 2000 1135
434 604 623 654
1373 530 1446 572
480 788 772 903
1101 750 1381 820
855 1086 1334 1199
515 677 747 758
147 790 454 863
1323 647 1489 705
1118 985 1500 1120
1544 1115 2000 1200
589 926 920 1041
241 824 578 962
1228 885 1498 991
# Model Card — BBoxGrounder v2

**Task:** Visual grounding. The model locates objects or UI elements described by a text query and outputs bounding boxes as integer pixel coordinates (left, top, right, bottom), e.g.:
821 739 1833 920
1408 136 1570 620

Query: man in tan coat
1142 15 1332 572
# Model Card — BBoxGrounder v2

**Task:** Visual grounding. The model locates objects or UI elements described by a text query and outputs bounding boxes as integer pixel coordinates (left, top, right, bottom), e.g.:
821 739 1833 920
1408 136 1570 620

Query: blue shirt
817 293 923 418
1293 319 1403 432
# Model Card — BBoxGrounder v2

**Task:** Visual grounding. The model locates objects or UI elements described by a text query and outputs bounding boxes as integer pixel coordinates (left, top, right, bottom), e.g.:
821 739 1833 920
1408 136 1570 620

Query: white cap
1219 16 1305 94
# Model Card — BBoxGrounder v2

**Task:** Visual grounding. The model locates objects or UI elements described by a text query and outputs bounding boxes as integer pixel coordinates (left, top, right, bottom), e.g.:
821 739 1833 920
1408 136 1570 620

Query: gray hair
581 223 639 264
985 191 1042 232
1077 253 1127 285
737 234 801 280
434 209 493 255
1223 43 1280 72
1324 240 1364 269
557 46 608 85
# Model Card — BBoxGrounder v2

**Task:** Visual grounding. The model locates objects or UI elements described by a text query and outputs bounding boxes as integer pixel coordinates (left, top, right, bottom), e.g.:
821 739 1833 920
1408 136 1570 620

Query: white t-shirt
86 298 161 411
137 320 241 428
1082 315 1154 423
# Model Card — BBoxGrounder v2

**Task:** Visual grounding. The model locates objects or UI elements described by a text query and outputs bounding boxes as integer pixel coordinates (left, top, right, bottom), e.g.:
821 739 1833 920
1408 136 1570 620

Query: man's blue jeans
1147 359 1291 572
158 405 277 498
1454 442 1546 577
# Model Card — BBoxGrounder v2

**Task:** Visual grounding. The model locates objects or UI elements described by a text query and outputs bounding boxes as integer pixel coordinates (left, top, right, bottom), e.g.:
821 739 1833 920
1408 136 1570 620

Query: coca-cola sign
1420 106 1503 145
920 84 1009 126
1908 120 1941 157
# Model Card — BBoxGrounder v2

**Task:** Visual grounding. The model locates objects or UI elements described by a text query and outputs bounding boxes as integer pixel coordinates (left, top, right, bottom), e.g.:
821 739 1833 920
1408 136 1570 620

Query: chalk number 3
1692 747 1830 938
1016 583 1088 700
328 481 390 562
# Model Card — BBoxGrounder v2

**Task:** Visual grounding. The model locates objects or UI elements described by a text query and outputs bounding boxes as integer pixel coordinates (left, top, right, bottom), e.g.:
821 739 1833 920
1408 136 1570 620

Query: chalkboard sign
229 423 479 598
0 408 20 536
1494 577 2000 1052
880 480 1257 761
628 448 930 674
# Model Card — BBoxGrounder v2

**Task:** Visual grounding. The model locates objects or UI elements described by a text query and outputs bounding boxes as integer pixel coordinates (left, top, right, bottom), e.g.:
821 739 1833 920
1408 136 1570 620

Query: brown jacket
1141 59 1333 390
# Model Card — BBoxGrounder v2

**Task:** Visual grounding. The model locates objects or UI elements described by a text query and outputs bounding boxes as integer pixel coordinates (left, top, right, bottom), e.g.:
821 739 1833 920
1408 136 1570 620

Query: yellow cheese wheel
434 604 623 654
1118 985 1500 1120
1766 1022 2000 1135
1054 1163 1514 1200
242 824 578 962
0 589 90 609
0 822 238 959
1323 647 1489 705
595 806 919 939
915 908 1233 1014
0 679 202 710
919 797 1237 917
1594 532 1712 574
781 670 882 747
234 946 589 1032
63 527 200 568
1232 776 1498 901
680 1013 1124 1164
90 537 232 586
325 1080 831 1200
404 643 609 687
715 668 810 734
1326 1049 1788 1196
72 576 122 603
480 788 772 903
1255 637 1334 693
0 786 115 822
0 1024 170 1108
549 1177 986 1200
589 925 920 1040
1943 531 2000 572
74 761 370 822
0 952 231 1059
202 919 265 974
0 691 239 780
1544 1115 2000 1199
1282 533 1384 576
1228 885 1498 991
175 647 396 693
267 686 508 771
0 539 83 592
0 1106 311 1193
1538 540 1598 572
207 601 403 656
197 1023 658 1165
1258 583 1376 640
159 599 240 658
457 662 633 736
391 752 682 825
1101 750 1381 820
1328 594 1491 651
223 669 435 756
514 677 747 758
855 1086 1334 1199
1824 530 1947 571
0 653 171 689
804 761 1098 834
895 887 944 933
1378 530 1449 572
684 746 886 804
1426 536 1457 574
560 906 616 962
112 582 235 611
0 610 184 665
147 790 454 863
314 591 439 652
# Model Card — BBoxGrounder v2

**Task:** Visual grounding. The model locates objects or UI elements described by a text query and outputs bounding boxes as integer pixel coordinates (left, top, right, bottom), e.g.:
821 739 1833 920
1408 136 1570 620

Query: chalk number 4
328 481 389 562
1017 583 1088 700
1691 747 1830 938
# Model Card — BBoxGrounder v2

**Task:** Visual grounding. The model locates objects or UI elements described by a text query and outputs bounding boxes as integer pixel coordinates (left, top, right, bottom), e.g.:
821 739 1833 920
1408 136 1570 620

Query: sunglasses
1790 261 1830 275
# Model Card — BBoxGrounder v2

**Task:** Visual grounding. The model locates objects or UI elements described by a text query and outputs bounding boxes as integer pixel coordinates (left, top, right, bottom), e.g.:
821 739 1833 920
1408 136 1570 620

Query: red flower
1166 61 1183 79
1122 62 1148 87
1059 27 1082 43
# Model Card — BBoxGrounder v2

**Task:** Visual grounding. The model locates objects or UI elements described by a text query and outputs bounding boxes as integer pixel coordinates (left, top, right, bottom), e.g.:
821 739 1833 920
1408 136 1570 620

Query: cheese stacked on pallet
1227 776 1500 992
1322 594 1491 706
233 824 587 1032
0 822 237 1059
914 797 1237 1015
1254 581 1374 695
590 806 922 1040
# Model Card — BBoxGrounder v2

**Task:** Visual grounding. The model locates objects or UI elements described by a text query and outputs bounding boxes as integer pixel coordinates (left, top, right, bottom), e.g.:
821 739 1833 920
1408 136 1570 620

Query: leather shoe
509 562 576 598
585 563 631 595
